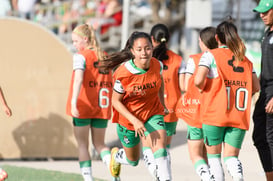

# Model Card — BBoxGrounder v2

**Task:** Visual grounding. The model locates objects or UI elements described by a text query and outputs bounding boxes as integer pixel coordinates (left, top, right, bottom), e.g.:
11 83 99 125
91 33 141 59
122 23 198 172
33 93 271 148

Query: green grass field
2 165 106 181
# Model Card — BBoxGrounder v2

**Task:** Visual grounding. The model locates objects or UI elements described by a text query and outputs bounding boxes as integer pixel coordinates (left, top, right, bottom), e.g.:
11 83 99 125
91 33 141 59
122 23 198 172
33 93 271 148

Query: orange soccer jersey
201 48 253 130
162 50 183 122
176 53 203 128
66 49 113 119
112 58 165 130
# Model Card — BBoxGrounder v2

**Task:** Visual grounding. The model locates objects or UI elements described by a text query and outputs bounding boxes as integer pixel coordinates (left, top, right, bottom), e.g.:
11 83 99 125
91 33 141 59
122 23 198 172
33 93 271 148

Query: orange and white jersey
66 49 113 119
199 47 253 130
112 58 165 130
176 53 203 128
162 50 184 122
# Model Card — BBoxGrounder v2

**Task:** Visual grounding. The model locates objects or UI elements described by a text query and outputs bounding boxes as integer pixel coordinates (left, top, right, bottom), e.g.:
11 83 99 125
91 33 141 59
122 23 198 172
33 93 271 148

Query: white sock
143 147 157 179
154 149 171 181
208 155 224 181
80 167 93 181
115 148 130 165
102 154 111 167
224 157 244 181
166 148 172 180
101 150 111 168
194 159 213 181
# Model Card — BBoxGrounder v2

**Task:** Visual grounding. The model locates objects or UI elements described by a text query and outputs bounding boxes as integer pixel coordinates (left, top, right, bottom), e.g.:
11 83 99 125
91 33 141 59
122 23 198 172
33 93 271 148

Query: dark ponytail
150 23 170 61
98 31 152 69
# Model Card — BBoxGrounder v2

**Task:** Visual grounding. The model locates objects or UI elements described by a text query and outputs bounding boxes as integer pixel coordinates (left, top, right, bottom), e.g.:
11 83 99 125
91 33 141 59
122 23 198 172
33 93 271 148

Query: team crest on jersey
228 56 244 73
270 36 273 44
123 136 130 144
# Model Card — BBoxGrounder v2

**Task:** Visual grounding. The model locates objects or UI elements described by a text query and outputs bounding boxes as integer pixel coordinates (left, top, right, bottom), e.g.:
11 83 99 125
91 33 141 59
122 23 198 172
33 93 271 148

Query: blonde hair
73 24 105 60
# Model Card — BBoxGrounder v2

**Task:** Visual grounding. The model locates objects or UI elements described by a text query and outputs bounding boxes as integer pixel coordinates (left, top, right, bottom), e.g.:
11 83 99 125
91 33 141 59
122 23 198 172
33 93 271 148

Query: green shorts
73 118 108 128
187 125 204 140
202 124 246 149
117 115 165 148
165 122 177 137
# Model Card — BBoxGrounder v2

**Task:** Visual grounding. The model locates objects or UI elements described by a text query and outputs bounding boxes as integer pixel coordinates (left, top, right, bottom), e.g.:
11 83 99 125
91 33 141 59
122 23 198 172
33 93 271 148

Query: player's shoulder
113 62 131 79
189 52 203 60
167 50 182 59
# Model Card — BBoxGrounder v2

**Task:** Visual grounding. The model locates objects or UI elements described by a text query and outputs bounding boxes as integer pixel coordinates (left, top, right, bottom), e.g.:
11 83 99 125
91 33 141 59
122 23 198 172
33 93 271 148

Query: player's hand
132 118 146 138
4 105 12 117
265 97 273 114
71 104 79 117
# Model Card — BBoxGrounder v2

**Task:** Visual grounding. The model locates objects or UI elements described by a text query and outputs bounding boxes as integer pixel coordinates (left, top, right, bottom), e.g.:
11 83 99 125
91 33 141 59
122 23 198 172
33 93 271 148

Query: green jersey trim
124 59 147 74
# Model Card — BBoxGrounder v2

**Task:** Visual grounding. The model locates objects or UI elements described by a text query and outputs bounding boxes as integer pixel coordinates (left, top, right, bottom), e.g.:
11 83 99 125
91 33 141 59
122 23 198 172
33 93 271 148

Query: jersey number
99 88 110 108
226 87 248 111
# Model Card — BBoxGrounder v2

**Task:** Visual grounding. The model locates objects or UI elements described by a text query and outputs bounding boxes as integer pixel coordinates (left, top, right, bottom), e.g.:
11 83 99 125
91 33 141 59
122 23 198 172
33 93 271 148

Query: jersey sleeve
252 66 256 73
178 59 187 74
113 79 125 94
199 51 219 79
73 53 86 70
199 51 213 68
185 58 195 75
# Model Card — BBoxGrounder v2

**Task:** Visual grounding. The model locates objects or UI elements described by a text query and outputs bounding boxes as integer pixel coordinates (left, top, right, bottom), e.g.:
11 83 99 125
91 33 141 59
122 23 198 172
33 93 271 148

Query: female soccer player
66 24 119 181
176 26 218 181
142 23 185 180
98 31 171 181
194 20 260 181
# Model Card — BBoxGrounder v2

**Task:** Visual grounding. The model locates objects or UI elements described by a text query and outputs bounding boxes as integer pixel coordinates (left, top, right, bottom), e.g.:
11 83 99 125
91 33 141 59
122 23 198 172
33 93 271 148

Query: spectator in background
148 0 183 24
12 0 37 19
148 0 185 56
58 0 95 34
87 0 122 35
148 0 167 23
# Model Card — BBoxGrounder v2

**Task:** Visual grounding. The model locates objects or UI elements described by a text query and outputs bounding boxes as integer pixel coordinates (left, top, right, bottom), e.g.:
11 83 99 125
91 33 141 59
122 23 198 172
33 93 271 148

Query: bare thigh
142 129 167 152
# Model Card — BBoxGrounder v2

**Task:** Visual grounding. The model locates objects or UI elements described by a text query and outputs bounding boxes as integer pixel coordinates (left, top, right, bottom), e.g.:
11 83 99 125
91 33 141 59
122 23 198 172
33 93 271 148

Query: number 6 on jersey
99 88 110 108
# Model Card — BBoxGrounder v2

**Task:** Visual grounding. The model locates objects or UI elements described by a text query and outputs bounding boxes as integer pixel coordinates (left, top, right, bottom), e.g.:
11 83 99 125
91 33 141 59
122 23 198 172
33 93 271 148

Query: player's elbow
194 78 203 90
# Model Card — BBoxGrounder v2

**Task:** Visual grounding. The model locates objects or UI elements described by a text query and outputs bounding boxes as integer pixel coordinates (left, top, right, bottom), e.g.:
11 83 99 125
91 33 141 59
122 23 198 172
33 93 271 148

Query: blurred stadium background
0 0 263 159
